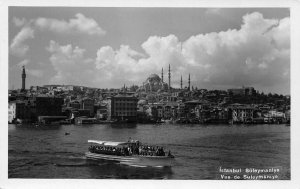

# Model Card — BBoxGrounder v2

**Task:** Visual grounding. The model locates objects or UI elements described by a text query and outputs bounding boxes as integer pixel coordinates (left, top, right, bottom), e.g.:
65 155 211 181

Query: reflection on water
109 123 138 129
8 123 290 179
15 124 61 130
86 159 173 179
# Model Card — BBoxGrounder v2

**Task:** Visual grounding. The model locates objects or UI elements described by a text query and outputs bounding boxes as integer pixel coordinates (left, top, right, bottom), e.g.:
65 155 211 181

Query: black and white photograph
1 0 300 188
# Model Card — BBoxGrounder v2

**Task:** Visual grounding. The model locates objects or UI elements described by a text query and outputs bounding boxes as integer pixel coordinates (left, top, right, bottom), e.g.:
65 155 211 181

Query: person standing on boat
128 147 132 155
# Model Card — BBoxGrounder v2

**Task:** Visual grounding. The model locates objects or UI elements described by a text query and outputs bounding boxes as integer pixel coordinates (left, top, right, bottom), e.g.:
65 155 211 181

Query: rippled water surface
8 123 290 179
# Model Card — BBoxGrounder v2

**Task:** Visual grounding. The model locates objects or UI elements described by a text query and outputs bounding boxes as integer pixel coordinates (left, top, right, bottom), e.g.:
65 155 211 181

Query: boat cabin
88 140 168 157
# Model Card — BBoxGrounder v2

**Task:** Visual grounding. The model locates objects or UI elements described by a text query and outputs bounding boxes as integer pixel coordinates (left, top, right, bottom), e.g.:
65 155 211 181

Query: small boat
85 140 174 167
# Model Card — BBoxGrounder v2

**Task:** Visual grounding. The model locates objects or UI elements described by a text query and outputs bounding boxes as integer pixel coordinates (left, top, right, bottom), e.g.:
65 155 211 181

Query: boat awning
88 140 128 146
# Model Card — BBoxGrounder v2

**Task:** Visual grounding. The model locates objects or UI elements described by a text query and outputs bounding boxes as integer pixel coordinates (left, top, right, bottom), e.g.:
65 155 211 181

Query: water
8 123 290 179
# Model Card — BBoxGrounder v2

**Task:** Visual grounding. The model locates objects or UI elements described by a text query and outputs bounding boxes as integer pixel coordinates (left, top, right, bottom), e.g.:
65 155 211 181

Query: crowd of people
88 143 170 157
89 145 127 156
139 145 165 156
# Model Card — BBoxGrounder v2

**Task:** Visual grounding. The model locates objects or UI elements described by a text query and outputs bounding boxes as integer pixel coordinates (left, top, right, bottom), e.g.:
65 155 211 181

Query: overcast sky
8 7 290 94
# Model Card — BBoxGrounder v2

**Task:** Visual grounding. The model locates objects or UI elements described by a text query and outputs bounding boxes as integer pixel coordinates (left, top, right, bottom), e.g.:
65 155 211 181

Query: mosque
141 73 168 92
138 64 191 93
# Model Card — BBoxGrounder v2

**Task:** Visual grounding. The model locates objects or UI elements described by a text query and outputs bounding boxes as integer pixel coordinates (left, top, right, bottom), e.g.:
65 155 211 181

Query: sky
8 7 290 94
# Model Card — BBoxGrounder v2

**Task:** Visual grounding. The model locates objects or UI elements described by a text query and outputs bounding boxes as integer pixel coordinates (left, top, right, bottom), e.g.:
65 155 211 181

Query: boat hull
85 152 174 167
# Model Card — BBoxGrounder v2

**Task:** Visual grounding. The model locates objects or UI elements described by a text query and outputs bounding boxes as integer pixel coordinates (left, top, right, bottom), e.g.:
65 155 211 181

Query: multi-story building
94 103 107 119
184 100 210 119
8 102 16 123
157 105 164 119
107 94 138 122
34 96 64 118
68 100 81 109
228 87 256 96
163 105 172 119
177 103 185 118
8 101 25 123
8 100 31 123
229 105 256 123
80 97 95 117
163 102 179 119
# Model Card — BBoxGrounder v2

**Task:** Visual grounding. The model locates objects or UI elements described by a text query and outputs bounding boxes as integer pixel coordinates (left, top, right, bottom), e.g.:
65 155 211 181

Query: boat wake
53 162 88 167
120 161 166 168
120 162 148 168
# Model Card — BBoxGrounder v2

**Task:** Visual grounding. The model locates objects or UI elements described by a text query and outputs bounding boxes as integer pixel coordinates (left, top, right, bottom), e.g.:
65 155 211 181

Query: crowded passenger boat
85 139 174 167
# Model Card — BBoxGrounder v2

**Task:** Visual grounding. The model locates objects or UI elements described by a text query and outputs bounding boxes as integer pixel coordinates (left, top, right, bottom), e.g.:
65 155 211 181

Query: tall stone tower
188 73 191 91
168 64 171 91
161 68 164 83
22 66 26 91
180 75 183 89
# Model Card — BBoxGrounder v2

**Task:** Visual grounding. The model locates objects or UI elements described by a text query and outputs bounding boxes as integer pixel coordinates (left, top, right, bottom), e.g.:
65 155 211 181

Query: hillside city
8 65 290 126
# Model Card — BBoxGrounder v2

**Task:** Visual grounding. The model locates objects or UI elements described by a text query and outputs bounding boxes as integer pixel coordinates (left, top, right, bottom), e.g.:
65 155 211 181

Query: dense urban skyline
9 7 290 94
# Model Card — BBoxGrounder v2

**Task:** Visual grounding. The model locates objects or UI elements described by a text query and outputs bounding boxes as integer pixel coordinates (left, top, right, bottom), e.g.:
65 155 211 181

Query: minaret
168 64 171 91
180 75 183 89
188 73 191 91
22 66 26 91
161 68 164 83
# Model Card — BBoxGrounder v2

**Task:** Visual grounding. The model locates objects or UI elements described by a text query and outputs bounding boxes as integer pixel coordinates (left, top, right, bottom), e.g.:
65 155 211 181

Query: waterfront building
38 116 67 125
107 94 138 122
8 102 16 123
182 100 213 120
165 102 179 119
229 105 256 123
94 103 107 120
163 104 173 119
264 110 286 123
8 101 25 123
208 107 229 122
8 100 32 123
34 96 64 118
157 105 164 119
177 103 185 118
96 109 107 120
285 110 290 123
74 117 97 124
80 97 95 117
196 104 229 123
145 105 159 120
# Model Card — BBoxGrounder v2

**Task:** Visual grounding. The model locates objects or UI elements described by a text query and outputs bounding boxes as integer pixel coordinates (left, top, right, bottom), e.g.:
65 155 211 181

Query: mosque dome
139 73 168 92
146 74 161 82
